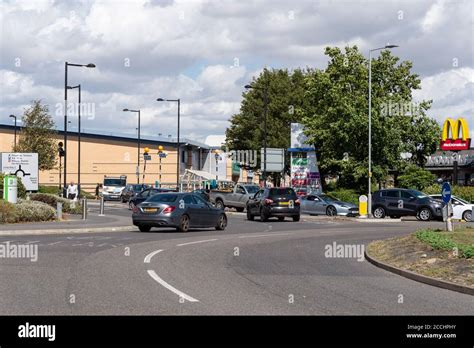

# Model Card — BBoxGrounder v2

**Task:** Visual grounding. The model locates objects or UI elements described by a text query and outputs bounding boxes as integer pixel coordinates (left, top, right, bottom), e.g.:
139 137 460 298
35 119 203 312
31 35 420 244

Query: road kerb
364 250 474 296
0 225 137 236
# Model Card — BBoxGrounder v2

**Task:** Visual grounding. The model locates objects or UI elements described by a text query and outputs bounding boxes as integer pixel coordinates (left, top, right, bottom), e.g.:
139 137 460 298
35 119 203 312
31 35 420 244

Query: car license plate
279 201 289 206
143 208 157 213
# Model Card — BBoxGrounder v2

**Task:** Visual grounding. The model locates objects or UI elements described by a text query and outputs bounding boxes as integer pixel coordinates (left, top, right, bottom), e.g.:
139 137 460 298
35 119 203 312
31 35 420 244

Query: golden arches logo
440 117 471 151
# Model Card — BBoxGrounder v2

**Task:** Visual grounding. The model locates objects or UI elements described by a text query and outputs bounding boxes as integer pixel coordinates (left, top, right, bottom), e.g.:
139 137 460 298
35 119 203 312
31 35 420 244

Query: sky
1 0 473 144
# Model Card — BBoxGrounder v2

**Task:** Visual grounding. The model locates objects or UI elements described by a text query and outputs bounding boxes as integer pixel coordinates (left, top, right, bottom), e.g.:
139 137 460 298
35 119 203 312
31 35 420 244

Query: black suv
372 188 443 221
246 187 300 222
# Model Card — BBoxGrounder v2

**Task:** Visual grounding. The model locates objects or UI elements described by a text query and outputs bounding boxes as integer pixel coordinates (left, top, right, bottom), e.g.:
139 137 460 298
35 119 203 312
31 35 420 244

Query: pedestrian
95 183 100 200
66 181 78 201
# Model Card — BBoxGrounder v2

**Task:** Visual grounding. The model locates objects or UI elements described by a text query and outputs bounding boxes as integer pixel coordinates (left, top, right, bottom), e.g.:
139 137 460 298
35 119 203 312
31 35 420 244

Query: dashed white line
176 239 218 247
147 270 199 302
144 249 163 263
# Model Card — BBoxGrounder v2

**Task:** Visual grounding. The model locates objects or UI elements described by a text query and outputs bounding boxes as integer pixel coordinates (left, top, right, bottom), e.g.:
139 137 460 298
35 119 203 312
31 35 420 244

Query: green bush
415 229 473 259
398 165 436 191
423 184 474 203
15 200 56 222
0 173 27 199
326 188 360 205
29 193 82 214
0 200 18 223
38 185 61 195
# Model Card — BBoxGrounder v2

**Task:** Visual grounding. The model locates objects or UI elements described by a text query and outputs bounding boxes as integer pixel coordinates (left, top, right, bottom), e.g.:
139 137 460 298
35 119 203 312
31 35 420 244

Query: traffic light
58 142 65 157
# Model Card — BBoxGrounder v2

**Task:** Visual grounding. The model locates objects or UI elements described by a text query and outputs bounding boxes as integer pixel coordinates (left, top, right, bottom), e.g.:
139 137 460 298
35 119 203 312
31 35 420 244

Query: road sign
0 153 39 191
441 182 451 204
159 153 167 158
144 155 152 161
261 148 284 172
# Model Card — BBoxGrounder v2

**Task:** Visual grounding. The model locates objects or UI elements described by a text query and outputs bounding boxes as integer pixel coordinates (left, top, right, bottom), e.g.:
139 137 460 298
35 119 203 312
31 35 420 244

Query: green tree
15 100 57 171
398 165 436 190
225 68 310 179
300 46 439 190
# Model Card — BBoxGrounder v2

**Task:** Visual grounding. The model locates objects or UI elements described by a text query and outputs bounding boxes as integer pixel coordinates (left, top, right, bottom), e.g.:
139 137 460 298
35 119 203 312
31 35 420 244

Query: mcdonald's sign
440 117 471 151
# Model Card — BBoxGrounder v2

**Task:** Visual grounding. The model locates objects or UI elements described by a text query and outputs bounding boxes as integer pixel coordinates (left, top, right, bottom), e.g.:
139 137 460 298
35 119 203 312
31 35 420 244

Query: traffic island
365 227 474 295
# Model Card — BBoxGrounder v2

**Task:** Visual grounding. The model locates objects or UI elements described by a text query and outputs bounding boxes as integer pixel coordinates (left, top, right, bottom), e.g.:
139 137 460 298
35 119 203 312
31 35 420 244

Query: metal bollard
82 198 88 220
57 202 63 220
99 196 105 216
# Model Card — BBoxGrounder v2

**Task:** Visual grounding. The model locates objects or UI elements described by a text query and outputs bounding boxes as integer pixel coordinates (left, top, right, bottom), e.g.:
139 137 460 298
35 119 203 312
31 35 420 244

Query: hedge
326 188 361 205
423 185 474 203
0 199 56 223
29 193 82 214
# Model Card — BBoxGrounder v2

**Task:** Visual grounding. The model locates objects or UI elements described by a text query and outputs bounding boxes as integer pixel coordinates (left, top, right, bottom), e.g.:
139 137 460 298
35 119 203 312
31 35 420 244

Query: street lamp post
67 84 82 197
214 151 220 181
368 45 398 217
9 115 17 149
123 109 141 184
64 62 95 197
244 83 269 185
157 98 180 191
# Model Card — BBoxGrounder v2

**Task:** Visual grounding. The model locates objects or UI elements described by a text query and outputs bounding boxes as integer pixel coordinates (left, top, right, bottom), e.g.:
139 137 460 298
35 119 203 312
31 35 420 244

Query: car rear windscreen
147 194 178 202
269 188 296 197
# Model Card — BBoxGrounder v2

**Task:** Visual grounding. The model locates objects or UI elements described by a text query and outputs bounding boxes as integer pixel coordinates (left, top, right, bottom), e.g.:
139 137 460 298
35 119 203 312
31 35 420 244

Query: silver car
132 192 227 232
300 193 358 216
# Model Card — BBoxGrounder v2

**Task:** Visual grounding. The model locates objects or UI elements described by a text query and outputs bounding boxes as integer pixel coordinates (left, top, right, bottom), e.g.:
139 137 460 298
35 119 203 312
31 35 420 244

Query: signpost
0 153 39 191
441 182 453 231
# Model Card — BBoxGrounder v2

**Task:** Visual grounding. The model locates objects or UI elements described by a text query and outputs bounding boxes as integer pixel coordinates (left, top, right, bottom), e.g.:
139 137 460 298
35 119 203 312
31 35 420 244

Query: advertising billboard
440 118 471 151
0 153 39 191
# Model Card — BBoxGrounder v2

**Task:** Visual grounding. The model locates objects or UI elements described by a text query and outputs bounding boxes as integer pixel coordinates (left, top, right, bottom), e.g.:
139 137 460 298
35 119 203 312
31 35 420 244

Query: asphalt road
0 208 472 315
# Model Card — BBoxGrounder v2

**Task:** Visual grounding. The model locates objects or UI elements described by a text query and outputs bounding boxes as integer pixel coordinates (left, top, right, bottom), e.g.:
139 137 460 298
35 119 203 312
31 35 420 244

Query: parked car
372 188 443 221
300 193 358 216
121 184 149 203
246 187 300 222
102 175 127 201
209 184 260 211
429 194 473 222
128 188 176 209
132 192 227 232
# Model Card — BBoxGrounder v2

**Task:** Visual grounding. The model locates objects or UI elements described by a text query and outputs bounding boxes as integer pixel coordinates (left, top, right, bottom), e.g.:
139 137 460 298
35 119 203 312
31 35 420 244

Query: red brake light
295 199 300 205
132 206 140 213
264 198 273 205
162 206 176 214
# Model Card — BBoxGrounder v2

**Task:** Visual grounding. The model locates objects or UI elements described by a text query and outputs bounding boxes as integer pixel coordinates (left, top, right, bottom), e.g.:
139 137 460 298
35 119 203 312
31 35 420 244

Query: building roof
0 123 210 150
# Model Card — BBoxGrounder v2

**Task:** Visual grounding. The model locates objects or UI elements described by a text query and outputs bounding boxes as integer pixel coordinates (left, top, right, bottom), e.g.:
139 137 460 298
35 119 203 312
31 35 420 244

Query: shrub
0 200 18 223
39 185 61 195
423 184 474 203
326 188 360 205
415 229 473 259
0 173 27 199
398 165 436 191
14 200 56 222
29 193 82 214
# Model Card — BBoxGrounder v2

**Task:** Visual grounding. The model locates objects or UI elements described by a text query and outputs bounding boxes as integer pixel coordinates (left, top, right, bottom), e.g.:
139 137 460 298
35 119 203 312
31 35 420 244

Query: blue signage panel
441 182 451 204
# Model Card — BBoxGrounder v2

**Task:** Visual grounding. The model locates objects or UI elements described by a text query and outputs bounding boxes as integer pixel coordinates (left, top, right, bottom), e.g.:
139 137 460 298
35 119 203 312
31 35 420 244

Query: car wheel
129 201 135 210
215 214 227 230
215 200 224 210
292 215 300 222
326 206 337 216
373 206 386 219
235 207 244 213
246 207 254 221
177 214 190 232
278 216 285 221
138 225 151 232
462 210 472 222
418 207 432 221
260 208 269 222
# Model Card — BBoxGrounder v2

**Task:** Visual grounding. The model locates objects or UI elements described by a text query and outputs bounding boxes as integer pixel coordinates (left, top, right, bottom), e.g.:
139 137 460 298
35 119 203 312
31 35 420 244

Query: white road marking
147 270 199 302
239 232 292 239
176 239 218 247
144 249 163 263
47 241 62 246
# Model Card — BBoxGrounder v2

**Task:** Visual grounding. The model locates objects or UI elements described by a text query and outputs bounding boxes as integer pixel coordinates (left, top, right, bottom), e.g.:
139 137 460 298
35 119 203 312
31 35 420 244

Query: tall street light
245 83 269 185
64 62 95 197
67 84 82 197
368 44 398 217
9 115 17 149
157 98 180 191
123 108 141 184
